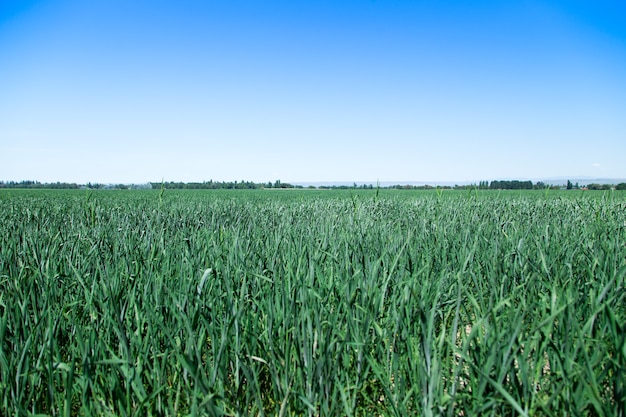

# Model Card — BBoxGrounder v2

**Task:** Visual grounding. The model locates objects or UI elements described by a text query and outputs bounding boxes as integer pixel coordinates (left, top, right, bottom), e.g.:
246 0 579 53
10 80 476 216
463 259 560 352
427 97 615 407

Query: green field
1 189 625 416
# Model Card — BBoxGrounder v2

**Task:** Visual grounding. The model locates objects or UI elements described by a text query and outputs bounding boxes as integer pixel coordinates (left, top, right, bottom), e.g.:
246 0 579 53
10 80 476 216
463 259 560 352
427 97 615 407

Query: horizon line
2 177 626 186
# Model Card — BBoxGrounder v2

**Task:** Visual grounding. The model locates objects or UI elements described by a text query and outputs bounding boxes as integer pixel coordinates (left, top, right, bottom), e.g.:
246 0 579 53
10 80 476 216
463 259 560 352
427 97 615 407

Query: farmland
1 189 625 416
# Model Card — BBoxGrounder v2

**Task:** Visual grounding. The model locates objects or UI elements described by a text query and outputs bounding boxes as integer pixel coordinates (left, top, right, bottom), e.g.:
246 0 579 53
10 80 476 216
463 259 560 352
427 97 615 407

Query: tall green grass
0 190 624 415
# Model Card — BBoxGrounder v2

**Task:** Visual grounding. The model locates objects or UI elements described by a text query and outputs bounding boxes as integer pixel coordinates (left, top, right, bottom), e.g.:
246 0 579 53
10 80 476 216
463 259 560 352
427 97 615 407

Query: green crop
0 189 624 416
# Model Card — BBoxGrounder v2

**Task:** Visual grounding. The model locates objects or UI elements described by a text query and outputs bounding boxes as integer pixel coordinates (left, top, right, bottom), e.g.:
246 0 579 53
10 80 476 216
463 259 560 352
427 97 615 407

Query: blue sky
1 0 625 184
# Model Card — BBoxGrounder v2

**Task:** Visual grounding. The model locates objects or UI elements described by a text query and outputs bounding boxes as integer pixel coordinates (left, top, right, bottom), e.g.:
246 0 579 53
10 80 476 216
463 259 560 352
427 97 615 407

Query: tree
616 183 626 190
566 180 573 190
587 183 610 190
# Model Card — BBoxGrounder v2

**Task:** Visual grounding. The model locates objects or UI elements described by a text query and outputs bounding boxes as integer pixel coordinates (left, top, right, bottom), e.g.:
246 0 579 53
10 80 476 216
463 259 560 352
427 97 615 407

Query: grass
0 189 624 416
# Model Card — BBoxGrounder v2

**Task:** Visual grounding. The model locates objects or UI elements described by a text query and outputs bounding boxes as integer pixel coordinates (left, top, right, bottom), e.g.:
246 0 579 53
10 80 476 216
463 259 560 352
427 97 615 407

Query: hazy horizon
4 176 626 188
2 1 625 184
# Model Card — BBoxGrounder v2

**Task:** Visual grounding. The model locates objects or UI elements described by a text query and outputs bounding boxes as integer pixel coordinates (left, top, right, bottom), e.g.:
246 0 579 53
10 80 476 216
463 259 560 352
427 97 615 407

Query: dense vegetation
1 189 625 416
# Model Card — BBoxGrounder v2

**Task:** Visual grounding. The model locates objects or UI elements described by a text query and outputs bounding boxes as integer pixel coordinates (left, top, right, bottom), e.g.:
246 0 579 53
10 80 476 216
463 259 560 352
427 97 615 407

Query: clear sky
1 0 625 185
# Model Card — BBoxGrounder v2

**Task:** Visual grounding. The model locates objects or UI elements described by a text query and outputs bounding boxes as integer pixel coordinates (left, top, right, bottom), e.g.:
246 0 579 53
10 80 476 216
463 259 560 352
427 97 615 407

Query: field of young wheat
1 189 624 416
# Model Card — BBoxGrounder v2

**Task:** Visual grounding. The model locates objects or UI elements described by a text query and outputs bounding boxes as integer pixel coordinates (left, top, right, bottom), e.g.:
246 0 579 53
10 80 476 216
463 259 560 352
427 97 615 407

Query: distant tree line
0 180 81 189
149 180 304 190
390 181 545 190
318 183 375 190
151 180 258 190
488 180 534 190
588 183 625 190
0 181 150 190
2 179 625 191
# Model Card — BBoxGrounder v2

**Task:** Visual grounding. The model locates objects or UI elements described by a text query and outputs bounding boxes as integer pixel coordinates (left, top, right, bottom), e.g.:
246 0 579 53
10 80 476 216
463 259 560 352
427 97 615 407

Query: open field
1 189 625 416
